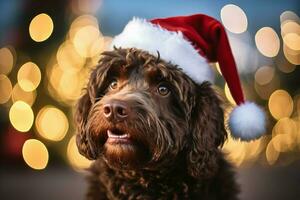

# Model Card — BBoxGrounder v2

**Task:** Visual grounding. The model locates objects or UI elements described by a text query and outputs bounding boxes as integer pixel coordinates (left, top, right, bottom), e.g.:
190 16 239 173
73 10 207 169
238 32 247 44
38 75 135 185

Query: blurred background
0 0 299 199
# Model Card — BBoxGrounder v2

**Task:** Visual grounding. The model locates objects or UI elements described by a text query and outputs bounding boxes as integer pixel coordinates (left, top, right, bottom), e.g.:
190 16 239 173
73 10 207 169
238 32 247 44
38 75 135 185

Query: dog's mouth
106 129 131 144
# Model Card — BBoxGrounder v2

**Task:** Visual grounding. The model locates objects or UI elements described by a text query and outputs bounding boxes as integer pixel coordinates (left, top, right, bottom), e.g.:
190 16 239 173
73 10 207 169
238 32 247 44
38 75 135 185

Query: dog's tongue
107 129 129 139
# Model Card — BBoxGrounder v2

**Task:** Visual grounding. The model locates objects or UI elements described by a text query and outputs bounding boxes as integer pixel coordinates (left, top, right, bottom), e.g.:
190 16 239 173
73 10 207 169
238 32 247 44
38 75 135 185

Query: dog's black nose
103 101 129 121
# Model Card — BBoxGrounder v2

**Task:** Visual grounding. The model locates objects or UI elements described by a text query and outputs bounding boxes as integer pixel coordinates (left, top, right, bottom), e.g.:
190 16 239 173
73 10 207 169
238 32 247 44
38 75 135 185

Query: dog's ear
187 82 227 179
75 91 97 160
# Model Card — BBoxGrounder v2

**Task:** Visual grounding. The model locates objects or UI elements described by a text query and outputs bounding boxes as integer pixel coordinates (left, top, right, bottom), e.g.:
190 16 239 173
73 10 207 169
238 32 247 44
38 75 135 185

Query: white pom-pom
229 102 266 141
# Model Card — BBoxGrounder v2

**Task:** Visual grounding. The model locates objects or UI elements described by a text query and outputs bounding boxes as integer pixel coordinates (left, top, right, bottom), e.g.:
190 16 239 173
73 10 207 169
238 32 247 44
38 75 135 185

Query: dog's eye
157 85 170 96
109 80 118 90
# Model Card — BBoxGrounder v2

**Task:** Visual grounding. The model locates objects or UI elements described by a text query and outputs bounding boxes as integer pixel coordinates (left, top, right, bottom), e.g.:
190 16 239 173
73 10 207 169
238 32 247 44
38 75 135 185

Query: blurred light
244 137 266 162
268 90 293 120
272 134 294 153
69 15 99 41
210 62 222 76
29 13 54 42
0 74 12 104
254 75 280 100
224 83 236 105
58 72 81 98
67 135 92 170
266 139 279 165
272 118 298 137
0 47 14 75
283 44 300 65
17 62 41 92
103 36 113 51
281 20 300 65
254 66 275 85
72 0 103 14
56 40 85 73
11 83 36 106
222 135 245 167
295 95 300 117
272 118 297 152
281 21 300 37
228 33 261 74
9 101 34 132
283 33 300 51
35 106 69 141
280 11 300 24
22 139 49 170
47 63 89 105
73 25 104 57
222 115 267 167
255 27 280 57
276 57 296 73
220 4 248 34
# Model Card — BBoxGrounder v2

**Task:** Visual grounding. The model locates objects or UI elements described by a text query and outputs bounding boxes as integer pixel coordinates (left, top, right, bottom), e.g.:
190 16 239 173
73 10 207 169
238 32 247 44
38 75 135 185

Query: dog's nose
103 101 129 121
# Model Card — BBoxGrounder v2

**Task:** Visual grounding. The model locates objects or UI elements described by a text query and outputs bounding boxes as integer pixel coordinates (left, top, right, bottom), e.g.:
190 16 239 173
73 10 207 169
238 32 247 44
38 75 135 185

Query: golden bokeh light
69 15 99 40
29 13 54 42
272 134 294 153
35 106 69 141
11 83 36 106
281 21 300 37
220 4 248 34
47 63 89 105
254 66 275 85
244 137 266 162
0 47 14 75
56 40 85 73
59 72 82 99
271 118 297 152
255 27 280 57
268 90 293 120
254 75 280 100
281 20 300 65
222 136 245 167
266 139 279 165
223 134 265 167
22 139 49 170
17 62 41 92
283 44 300 65
272 117 297 137
73 25 104 58
9 101 34 132
295 95 300 117
283 33 300 51
224 83 236 105
0 74 13 104
67 135 92 170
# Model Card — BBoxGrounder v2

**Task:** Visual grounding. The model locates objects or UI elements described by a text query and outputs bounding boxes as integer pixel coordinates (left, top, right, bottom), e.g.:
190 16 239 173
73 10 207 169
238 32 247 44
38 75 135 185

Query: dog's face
75 48 227 178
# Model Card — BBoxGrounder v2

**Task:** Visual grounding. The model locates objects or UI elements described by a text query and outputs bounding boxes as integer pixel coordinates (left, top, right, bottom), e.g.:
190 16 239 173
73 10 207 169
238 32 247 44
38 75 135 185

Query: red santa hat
110 14 266 141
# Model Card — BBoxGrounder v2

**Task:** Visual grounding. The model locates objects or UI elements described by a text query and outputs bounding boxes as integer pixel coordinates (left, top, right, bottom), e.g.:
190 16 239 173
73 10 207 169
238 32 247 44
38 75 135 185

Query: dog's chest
102 170 200 199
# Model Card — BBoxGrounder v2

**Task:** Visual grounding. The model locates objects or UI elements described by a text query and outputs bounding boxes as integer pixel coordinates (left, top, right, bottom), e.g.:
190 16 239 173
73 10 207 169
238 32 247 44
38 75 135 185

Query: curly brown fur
75 48 240 199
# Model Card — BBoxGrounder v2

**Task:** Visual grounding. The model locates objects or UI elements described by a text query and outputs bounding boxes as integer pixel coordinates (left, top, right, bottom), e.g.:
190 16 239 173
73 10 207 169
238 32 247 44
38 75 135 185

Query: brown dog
75 48 239 199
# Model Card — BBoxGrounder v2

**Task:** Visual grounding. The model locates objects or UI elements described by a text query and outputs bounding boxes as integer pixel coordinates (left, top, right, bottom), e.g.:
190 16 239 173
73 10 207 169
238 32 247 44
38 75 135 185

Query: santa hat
110 14 266 141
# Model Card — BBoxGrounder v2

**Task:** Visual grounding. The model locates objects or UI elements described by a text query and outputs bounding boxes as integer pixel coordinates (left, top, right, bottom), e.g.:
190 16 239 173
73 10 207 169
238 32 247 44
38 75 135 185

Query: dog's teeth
107 130 129 139
107 130 113 137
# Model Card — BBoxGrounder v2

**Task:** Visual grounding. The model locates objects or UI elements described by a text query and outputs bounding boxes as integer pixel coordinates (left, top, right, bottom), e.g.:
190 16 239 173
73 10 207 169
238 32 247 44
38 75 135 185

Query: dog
75 47 239 199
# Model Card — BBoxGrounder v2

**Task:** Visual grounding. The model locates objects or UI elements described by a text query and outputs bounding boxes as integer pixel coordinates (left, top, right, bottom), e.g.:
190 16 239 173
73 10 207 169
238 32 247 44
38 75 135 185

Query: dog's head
75 48 227 178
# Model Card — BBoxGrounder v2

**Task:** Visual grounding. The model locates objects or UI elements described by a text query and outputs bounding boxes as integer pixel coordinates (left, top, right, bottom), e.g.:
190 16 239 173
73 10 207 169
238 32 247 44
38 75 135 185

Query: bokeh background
0 0 300 199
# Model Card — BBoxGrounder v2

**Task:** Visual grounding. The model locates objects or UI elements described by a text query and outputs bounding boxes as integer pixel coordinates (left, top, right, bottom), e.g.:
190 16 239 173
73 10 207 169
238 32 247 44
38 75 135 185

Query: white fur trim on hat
229 102 266 141
110 18 214 83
